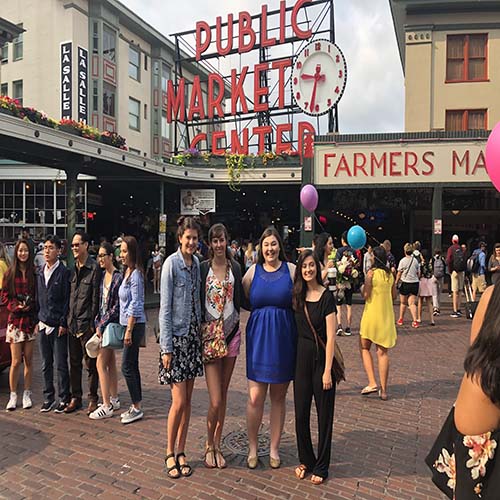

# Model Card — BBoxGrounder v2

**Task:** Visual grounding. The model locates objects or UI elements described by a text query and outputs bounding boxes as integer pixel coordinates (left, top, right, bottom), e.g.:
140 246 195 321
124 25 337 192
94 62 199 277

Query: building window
446 34 487 82
0 83 7 96
103 25 116 62
129 45 140 80
92 80 98 112
161 110 169 139
13 80 23 105
144 54 148 71
129 97 140 130
92 22 99 54
161 63 170 92
1 43 7 63
13 25 23 61
103 82 115 117
446 109 486 131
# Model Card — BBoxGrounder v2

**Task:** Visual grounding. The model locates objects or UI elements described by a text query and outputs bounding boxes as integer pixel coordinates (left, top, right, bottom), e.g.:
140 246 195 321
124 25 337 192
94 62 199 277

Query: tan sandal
311 474 325 485
215 448 227 469
204 446 217 469
295 464 308 480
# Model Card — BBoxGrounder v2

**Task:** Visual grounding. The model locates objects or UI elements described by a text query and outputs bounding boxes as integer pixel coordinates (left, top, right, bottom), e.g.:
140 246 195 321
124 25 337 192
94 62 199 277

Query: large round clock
291 39 347 116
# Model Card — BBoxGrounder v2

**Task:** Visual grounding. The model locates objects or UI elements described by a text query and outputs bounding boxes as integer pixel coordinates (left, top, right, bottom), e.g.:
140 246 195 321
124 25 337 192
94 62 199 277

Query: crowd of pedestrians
0 221 498 495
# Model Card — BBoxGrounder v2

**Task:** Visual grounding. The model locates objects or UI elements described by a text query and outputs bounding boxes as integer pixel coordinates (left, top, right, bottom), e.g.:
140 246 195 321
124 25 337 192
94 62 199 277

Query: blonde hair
245 242 254 259
404 243 414 255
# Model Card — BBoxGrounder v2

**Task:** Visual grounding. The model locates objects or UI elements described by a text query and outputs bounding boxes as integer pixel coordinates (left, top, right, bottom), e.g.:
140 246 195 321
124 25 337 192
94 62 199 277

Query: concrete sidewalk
0 302 466 499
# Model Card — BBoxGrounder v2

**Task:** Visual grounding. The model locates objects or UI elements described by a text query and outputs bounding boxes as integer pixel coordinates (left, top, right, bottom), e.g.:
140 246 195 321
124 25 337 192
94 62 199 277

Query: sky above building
120 0 404 134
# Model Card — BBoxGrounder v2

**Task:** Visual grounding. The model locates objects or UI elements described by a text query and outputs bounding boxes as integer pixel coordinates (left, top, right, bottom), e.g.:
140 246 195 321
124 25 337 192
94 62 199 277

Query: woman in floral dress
200 223 243 468
426 282 500 498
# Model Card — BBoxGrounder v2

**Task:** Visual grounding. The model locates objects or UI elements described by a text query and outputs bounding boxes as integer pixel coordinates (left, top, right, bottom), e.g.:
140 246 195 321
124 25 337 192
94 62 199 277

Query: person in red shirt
2 240 37 410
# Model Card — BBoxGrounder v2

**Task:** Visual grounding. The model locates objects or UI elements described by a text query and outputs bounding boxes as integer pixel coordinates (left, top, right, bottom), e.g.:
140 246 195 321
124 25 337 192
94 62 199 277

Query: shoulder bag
397 255 414 290
303 303 346 384
102 322 126 349
201 265 230 363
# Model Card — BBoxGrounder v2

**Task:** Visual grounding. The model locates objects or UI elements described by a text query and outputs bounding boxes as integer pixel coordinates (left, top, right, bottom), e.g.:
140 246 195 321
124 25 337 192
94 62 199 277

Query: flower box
58 124 82 136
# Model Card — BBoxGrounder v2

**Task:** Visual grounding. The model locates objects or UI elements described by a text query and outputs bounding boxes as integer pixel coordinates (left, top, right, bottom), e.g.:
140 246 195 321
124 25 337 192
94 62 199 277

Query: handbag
102 322 125 349
304 304 346 384
201 265 230 364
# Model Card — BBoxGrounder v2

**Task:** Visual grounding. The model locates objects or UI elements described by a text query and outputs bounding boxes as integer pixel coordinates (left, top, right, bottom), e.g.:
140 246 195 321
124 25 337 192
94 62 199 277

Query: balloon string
313 212 325 232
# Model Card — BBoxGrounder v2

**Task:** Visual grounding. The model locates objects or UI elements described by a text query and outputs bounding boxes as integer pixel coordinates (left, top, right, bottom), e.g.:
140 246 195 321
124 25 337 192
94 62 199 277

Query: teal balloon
347 225 366 250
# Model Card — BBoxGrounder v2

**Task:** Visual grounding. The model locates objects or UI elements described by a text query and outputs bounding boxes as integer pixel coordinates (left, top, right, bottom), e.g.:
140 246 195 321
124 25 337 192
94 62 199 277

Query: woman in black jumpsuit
292 249 338 485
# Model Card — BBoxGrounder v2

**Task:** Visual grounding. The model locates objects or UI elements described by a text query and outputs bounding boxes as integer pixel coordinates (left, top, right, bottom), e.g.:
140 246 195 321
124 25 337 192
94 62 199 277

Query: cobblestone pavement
0 301 468 499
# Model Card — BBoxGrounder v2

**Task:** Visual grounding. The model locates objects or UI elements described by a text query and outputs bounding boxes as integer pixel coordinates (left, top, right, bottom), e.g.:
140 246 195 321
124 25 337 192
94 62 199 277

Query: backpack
452 247 466 272
467 251 481 274
433 256 445 279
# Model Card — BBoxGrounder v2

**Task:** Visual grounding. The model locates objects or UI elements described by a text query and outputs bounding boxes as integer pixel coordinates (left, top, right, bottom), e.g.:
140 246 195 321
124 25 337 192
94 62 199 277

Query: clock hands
301 64 326 112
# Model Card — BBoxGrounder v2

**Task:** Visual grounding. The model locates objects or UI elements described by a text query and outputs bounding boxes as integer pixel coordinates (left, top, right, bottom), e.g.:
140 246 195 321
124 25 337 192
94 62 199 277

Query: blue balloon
347 225 366 250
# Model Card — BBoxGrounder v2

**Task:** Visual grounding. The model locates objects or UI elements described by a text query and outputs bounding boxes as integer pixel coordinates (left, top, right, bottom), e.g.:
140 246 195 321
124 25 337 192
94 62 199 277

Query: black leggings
293 339 336 479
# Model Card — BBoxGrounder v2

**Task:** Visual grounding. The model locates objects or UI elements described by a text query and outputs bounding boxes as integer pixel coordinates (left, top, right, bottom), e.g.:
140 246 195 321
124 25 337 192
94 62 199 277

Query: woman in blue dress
242 227 297 469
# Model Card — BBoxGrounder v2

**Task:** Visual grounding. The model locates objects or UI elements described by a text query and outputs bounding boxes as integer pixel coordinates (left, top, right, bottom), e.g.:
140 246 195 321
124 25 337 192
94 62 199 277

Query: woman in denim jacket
159 217 203 479
118 236 146 425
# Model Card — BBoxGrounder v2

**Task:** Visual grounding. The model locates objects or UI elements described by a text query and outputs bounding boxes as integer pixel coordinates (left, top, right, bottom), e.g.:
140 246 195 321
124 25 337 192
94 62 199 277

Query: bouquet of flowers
334 253 359 303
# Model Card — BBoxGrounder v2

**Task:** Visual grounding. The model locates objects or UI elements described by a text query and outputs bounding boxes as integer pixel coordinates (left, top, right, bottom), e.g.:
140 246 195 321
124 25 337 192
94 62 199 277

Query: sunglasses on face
97 253 110 258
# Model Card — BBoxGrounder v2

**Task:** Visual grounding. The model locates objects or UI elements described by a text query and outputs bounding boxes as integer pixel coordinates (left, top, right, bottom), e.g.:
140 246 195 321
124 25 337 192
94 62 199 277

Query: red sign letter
254 63 270 112
260 5 277 48
253 125 272 154
275 123 292 154
231 66 249 115
291 0 312 39
166 78 185 122
187 76 206 121
196 21 211 61
230 128 249 154
238 12 256 53
208 73 225 119
272 59 292 109
212 131 226 155
216 15 233 57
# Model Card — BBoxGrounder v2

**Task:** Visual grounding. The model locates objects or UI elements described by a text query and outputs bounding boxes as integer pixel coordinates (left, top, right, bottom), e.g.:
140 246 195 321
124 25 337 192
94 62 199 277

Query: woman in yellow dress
359 246 397 401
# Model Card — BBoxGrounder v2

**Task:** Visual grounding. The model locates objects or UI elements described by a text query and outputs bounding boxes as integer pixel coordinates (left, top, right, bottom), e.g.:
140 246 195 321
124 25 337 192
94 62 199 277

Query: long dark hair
292 249 323 311
464 284 500 404
5 239 35 298
122 235 143 275
313 232 331 265
372 246 390 276
100 242 116 269
208 223 232 261
257 227 287 265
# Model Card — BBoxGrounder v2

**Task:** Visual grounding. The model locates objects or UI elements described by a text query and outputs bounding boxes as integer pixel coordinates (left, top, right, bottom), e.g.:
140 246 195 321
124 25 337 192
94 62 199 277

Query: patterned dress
159 265 203 384
426 407 499 499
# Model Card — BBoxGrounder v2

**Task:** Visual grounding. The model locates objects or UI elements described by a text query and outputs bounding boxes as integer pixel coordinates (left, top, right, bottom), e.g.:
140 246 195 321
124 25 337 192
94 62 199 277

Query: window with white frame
1 43 8 63
13 25 23 61
129 45 140 80
129 97 140 130
13 80 23 105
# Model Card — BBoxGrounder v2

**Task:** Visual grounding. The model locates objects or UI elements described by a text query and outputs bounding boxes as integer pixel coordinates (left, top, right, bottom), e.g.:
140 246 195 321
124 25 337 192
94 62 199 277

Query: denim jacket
159 248 201 354
118 268 146 326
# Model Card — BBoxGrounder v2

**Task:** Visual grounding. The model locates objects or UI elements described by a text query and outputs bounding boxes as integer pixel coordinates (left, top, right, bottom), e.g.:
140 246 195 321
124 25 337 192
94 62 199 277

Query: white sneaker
89 404 114 420
110 397 120 410
22 390 33 409
121 405 133 419
121 406 143 424
6 392 17 411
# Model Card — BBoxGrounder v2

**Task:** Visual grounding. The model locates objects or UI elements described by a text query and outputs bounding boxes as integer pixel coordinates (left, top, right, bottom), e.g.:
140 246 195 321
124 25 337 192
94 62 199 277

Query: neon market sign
167 0 346 155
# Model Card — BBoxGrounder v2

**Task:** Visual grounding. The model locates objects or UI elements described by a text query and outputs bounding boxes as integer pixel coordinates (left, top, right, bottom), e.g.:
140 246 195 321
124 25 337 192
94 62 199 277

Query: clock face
291 39 347 116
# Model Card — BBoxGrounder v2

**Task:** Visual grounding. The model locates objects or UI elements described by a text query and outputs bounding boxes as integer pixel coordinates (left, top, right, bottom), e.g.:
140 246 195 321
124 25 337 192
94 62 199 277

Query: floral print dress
426 407 499 499
158 265 203 385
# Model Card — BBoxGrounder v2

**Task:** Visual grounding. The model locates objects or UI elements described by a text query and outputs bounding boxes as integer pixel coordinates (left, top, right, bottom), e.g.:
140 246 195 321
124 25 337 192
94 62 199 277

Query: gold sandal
295 464 308 480
204 445 217 469
215 448 227 469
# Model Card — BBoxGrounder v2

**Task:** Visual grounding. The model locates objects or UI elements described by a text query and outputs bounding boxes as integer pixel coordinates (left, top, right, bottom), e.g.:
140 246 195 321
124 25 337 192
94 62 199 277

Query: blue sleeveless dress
246 262 297 383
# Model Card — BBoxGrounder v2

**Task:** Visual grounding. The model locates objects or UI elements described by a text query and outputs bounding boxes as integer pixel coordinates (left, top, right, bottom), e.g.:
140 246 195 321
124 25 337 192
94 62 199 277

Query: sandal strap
165 453 175 462
176 451 186 459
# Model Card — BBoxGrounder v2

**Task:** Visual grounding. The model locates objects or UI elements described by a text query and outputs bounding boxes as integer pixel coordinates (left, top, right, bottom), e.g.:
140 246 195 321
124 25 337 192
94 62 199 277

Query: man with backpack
431 248 446 316
446 234 466 318
469 242 487 301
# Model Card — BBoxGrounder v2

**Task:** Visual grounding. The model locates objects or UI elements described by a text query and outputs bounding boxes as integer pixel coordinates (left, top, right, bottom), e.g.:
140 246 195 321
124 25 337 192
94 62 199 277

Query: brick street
0 301 467 500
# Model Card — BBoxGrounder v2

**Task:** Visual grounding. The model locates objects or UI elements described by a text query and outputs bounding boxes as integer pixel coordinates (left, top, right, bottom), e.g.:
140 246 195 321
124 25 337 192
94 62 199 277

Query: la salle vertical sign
61 42 73 120
78 46 88 123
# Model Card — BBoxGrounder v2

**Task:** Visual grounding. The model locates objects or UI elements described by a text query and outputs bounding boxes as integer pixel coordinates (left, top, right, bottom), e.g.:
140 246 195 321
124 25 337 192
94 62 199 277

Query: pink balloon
485 122 500 192
300 184 319 212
